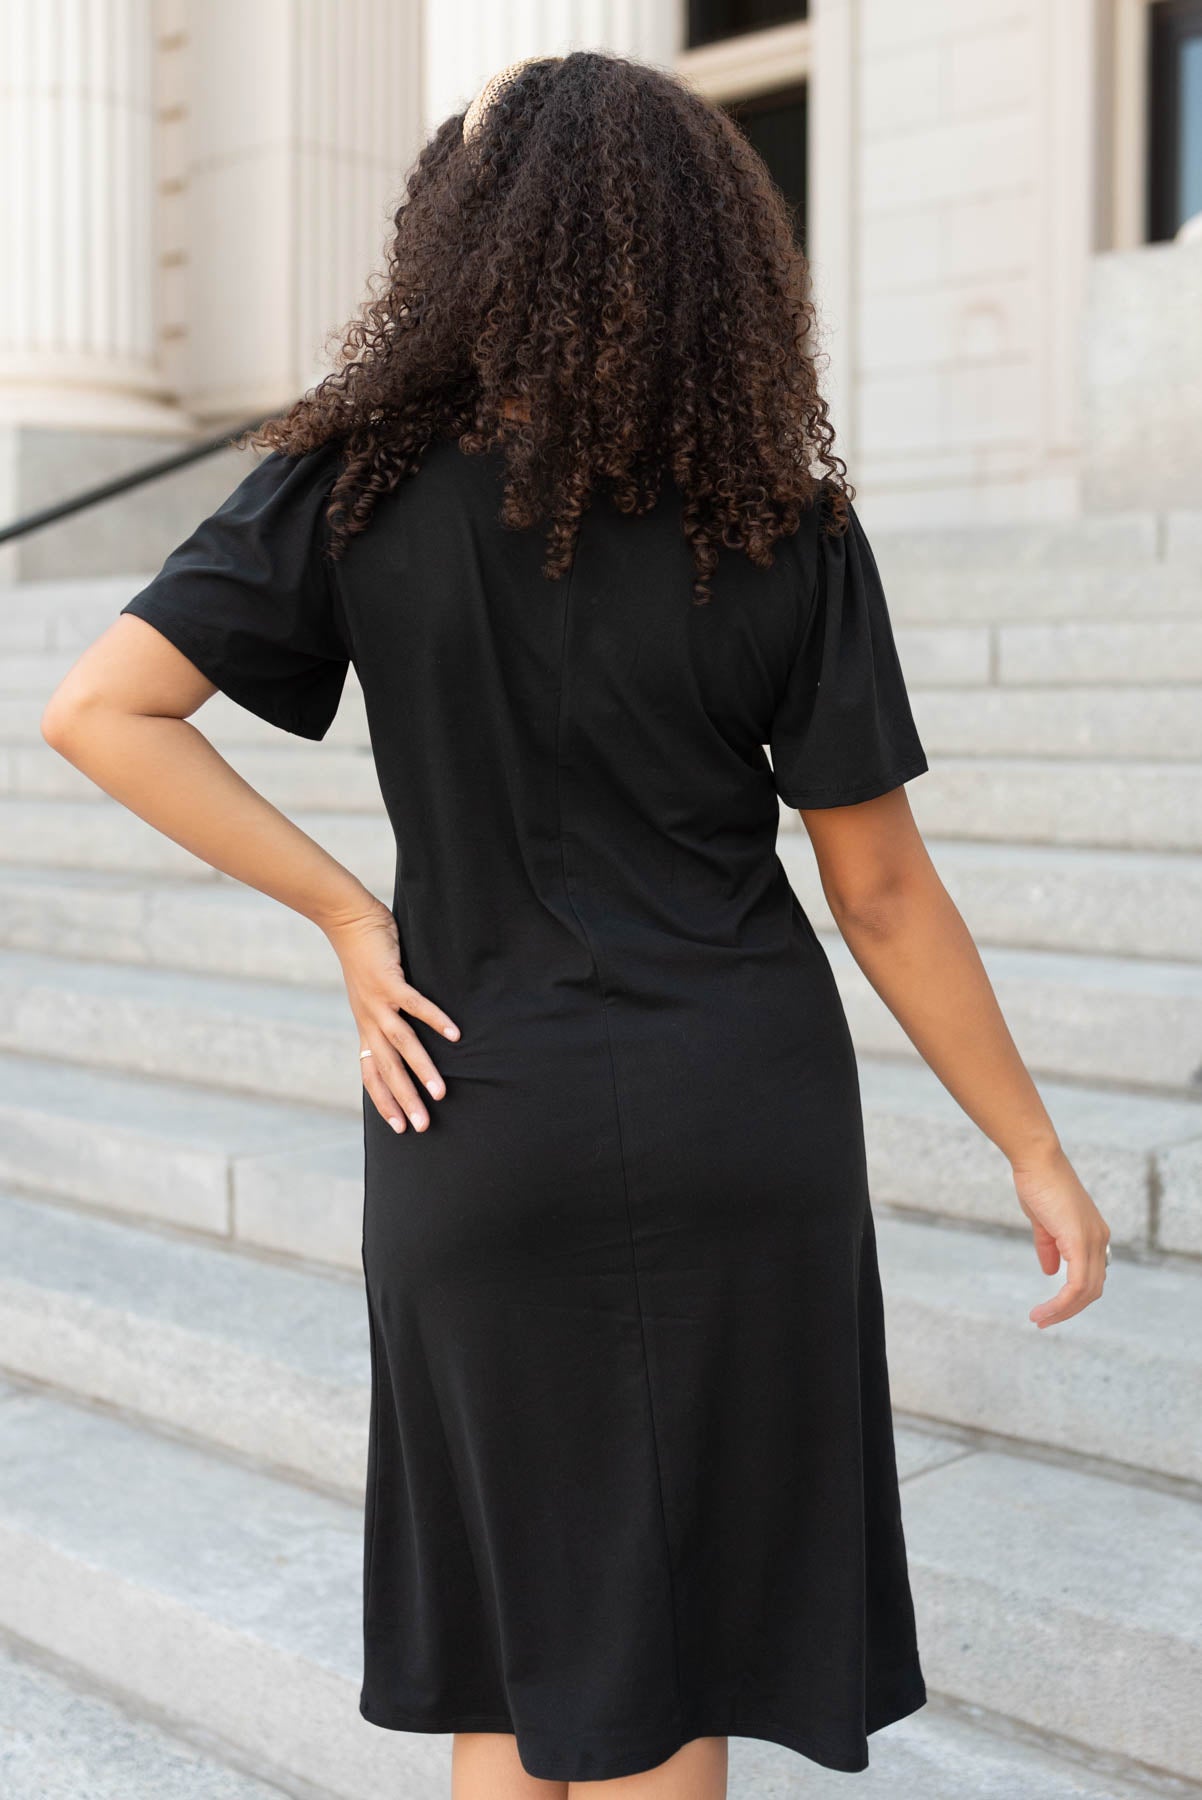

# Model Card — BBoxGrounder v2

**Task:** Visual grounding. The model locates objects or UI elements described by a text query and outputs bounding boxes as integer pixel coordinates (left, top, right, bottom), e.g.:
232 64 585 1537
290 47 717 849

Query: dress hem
358 1668 928 1783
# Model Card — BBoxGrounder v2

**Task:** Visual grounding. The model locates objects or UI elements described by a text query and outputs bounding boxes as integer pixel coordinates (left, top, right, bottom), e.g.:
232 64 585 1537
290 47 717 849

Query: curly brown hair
240 47 851 606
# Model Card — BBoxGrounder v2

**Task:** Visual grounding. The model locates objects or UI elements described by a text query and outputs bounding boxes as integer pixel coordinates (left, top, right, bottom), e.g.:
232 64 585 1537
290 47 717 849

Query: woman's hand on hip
323 897 460 1133
1011 1145 1111 1328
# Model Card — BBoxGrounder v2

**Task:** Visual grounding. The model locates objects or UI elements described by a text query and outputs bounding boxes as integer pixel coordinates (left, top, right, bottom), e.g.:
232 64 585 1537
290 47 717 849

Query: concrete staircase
0 515 1199 1799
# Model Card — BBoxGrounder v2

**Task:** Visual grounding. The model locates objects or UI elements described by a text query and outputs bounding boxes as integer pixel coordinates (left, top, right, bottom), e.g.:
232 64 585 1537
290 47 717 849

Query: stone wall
1083 239 1202 513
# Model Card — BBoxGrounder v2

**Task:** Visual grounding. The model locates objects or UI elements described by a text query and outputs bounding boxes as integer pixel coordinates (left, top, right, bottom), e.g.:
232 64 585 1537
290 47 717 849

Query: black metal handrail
0 415 271 547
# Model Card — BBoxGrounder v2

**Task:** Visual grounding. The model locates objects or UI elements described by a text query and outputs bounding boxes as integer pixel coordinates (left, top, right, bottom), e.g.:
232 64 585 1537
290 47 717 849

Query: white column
184 0 424 423
0 0 179 431
423 0 682 138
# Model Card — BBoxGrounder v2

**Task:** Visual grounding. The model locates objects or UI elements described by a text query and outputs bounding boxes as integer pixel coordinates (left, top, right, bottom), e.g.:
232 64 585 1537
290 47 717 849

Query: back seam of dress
550 547 687 1745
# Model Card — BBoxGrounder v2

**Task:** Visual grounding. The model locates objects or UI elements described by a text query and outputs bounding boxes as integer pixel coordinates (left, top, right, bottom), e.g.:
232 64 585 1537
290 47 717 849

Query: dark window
723 85 807 246
1148 0 1202 239
688 0 807 52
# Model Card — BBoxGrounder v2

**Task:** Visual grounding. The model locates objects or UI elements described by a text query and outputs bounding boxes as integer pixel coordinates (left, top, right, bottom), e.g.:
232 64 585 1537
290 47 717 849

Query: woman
42 48 1110 1800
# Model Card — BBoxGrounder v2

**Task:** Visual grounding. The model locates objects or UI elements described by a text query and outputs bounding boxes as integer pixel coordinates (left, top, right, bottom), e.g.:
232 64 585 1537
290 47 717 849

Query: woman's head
247 48 850 604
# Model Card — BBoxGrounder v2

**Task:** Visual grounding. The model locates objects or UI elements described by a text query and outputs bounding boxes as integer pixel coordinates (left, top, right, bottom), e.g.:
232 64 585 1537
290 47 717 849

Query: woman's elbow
40 675 108 760
41 684 76 755
824 864 931 940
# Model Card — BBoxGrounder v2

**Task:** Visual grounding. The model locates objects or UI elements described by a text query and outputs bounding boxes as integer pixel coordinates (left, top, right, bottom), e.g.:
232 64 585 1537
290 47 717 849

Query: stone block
904 1450 1202 1779
0 1190 369 1494
1084 242 1202 511
0 1392 443 1800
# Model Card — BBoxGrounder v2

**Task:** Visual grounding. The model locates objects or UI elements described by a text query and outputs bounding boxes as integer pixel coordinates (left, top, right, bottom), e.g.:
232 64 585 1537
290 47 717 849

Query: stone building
3 0 1202 563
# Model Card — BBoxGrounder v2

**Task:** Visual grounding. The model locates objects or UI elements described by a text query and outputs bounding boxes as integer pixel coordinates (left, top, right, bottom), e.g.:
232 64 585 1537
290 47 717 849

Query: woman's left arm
800 785 1111 1330
41 614 458 1133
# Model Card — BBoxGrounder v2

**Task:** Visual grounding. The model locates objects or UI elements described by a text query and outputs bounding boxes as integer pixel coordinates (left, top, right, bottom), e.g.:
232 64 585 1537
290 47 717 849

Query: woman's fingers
361 1054 409 1133
1012 1150 1111 1329
377 1011 447 1100
1029 1232 1109 1328
342 951 460 1130
392 976 460 1042
361 1033 431 1133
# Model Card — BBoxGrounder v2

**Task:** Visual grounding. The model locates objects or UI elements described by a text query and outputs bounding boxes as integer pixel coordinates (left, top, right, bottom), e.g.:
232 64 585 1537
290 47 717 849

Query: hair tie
462 56 558 149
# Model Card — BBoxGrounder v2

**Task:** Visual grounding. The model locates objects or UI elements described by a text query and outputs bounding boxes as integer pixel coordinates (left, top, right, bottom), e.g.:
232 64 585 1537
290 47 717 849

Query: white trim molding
675 18 811 103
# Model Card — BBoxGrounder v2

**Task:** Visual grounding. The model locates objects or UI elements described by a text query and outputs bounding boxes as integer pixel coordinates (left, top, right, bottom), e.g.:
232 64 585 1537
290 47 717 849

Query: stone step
857 1057 1202 1257
889 625 992 685
770 1698 1202 1798
0 1189 368 1497
0 628 993 696
997 620 1202 685
0 649 126 692
902 1447 1202 1783
0 867 358 986
909 687 1202 760
868 510 1202 620
16 601 1202 691
880 758 1202 851
0 1052 362 1264
781 837 1202 964
0 1384 1196 1788
4 759 1202 922
9 676 1202 774
0 738 387 813
0 950 360 1110
0 1383 442 1800
1 1184 1198 1494
881 561 1202 623
6 603 1199 790
9 636 1202 762
4 518 1194 630
875 622 1202 688
873 514 1163 576
0 1637 298 1800
0 796 393 890
3 1047 1199 1267
827 934 1202 1097
5 506 1196 624
0 577 142 651
3 835 1197 985
875 1211 1202 1484
2 926 1201 1177
0 1645 1164 1800
0 684 372 750
4 646 375 745
11 651 1202 763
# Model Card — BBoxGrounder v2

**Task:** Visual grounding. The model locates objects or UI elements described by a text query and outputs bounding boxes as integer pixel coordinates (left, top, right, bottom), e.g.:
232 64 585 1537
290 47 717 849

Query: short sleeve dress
120 439 930 1785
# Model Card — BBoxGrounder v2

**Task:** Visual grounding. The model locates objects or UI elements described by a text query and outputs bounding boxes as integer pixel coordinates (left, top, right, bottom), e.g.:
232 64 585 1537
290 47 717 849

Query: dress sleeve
768 498 929 809
119 444 352 741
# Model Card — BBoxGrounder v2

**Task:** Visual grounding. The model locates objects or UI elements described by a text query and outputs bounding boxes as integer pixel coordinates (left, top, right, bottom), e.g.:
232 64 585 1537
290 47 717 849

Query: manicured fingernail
443 1025 460 1039
389 1117 404 1133
426 1078 444 1097
411 1113 428 1131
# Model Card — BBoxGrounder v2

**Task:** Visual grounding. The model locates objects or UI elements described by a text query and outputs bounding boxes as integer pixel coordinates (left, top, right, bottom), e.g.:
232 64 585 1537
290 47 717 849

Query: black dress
120 436 931 1783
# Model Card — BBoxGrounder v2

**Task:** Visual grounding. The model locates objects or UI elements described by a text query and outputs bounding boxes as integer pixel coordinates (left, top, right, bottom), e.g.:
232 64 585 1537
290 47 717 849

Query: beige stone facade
2 1 1199 539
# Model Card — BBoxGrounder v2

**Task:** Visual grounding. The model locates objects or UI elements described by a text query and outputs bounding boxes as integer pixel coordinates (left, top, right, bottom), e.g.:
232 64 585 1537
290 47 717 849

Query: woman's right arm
41 614 459 1134
799 784 1111 1330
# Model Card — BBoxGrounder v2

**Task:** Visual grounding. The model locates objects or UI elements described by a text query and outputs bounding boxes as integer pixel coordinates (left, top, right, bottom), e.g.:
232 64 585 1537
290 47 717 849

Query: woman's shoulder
765 477 850 594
